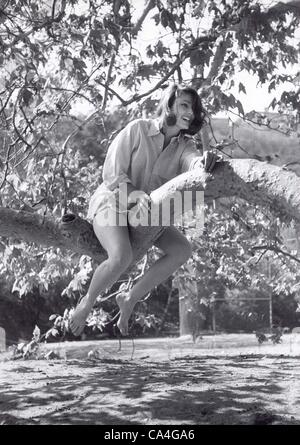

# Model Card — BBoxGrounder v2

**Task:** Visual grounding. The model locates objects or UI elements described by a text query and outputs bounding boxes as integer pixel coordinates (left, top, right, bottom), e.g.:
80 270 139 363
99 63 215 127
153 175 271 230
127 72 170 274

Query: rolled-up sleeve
179 139 203 173
102 120 139 191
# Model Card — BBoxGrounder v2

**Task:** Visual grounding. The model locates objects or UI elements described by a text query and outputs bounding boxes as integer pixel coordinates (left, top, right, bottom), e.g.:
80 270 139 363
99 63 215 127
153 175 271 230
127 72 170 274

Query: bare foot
116 292 134 336
70 295 93 337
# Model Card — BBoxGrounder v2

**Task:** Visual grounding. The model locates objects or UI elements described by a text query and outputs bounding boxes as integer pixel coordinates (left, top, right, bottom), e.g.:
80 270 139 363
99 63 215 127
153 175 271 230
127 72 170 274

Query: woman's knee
108 247 133 271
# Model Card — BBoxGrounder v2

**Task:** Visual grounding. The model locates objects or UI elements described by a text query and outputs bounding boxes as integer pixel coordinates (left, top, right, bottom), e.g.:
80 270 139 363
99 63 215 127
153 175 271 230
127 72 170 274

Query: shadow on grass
1 354 300 425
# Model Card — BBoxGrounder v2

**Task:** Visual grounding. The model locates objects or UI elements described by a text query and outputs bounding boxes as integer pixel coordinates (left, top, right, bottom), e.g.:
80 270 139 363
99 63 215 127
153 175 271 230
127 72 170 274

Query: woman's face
171 92 194 130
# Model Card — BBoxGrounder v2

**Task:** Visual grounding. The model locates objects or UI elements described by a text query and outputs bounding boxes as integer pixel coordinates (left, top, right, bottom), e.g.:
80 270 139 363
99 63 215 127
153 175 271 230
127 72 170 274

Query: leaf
21 88 33 107
165 11 177 33
137 64 156 78
6 174 20 189
268 80 276 93
238 82 246 94
190 50 203 66
11 247 22 258
160 9 169 28
236 100 244 116
218 73 226 84
63 309 70 320
193 0 206 17
156 40 165 59
51 328 60 337
49 314 58 321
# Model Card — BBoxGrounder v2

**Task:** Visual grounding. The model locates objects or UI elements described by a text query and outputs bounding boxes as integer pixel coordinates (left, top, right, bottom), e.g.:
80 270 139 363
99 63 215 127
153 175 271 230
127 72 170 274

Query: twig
12 96 32 151
14 136 44 168
46 87 96 107
228 110 295 137
4 0 67 48
254 248 269 265
252 245 300 264
0 139 12 190
131 0 156 35
46 62 104 133
102 51 117 110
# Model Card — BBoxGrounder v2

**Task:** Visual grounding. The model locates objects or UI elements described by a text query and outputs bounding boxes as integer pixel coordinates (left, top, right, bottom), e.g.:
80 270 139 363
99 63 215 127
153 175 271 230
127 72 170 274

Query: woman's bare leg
117 226 192 335
70 210 132 336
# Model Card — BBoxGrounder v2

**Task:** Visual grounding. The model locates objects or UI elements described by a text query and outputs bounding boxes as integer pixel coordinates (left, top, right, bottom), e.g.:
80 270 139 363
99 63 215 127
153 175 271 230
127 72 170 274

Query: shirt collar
148 118 163 136
148 118 194 140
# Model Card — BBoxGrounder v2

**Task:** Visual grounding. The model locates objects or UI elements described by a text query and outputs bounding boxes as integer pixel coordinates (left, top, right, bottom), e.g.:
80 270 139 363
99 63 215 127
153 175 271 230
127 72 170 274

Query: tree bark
1 159 300 264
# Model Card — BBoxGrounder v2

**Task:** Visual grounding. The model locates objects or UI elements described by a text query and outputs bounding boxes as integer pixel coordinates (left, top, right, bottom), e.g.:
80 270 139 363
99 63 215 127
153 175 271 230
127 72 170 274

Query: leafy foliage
255 328 283 345
175 199 300 332
9 324 62 360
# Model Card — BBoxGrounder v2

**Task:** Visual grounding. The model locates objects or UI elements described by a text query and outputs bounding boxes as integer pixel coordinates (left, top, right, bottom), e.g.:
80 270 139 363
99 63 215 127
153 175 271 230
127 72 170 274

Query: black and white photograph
0 0 300 428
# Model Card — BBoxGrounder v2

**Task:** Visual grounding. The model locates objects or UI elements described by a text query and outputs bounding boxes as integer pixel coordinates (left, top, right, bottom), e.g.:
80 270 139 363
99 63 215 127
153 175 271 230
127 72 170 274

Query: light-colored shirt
87 118 202 220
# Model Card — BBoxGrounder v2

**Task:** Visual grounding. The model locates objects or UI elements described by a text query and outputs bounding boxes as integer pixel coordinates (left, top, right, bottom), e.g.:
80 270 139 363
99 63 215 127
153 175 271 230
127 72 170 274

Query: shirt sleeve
179 139 203 173
102 120 139 191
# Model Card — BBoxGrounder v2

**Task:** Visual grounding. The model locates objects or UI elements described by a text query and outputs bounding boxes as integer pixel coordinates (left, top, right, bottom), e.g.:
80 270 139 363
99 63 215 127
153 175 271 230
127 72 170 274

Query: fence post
269 295 273 333
0 327 6 351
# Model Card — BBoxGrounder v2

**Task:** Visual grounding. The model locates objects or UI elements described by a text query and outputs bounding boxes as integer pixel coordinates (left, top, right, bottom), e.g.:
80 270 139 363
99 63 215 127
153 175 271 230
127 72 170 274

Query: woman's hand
127 190 151 226
128 189 151 213
201 151 221 173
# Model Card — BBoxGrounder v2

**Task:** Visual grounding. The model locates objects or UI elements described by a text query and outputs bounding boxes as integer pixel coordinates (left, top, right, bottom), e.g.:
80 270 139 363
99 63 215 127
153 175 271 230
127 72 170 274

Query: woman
70 84 217 336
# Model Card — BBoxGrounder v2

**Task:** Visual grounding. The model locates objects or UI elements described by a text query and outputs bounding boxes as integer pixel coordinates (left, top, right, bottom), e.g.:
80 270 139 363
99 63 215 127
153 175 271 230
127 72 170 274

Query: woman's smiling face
171 92 194 130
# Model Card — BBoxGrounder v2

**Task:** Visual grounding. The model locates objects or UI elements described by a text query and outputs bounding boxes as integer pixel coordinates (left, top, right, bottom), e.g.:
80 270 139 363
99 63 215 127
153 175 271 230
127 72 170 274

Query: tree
0 0 300 334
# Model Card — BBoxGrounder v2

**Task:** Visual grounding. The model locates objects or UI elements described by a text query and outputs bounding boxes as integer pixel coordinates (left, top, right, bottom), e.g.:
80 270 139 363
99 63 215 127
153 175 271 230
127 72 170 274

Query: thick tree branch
1 159 300 268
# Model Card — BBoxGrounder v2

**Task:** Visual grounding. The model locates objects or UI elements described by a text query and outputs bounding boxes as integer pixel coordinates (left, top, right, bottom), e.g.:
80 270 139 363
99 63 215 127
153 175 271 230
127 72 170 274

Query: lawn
0 334 300 425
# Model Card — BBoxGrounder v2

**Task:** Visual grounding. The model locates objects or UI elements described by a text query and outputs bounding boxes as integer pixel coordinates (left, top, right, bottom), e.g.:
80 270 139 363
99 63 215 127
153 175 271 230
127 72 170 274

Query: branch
252 245 300 265
94 80 126 105
5 0 67 48
132 0 156 36
45 61 104 133
46 87 96 107
123 57 184 106
51 0 58 20
13 136 44 168
12 93 32 151
0 141 12 190
254 248 269 265
102 51 117 110
228 110 296 137
203 34 231 87
1 159 300 266
111 35 218 107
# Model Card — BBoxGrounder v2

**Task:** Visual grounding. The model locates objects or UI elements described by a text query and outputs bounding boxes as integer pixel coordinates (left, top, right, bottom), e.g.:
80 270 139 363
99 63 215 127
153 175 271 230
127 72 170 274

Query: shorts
87 187 128 227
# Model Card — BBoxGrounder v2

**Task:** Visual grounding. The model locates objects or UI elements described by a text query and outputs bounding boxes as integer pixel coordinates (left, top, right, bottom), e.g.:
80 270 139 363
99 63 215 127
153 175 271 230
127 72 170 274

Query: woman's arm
102 120 139 191
180 140 219 173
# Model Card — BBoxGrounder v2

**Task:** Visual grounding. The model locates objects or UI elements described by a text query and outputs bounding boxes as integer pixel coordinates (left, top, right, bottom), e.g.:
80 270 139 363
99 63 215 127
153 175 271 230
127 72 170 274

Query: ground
0 334 300 425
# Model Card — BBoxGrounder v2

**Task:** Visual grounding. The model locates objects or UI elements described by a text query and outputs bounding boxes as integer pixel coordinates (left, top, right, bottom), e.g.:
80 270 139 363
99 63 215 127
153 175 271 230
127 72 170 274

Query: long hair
155 84 206 135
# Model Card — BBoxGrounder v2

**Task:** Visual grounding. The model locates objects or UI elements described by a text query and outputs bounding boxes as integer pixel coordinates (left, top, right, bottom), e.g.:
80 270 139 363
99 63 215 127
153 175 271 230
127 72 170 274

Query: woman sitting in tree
70 83 217 336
